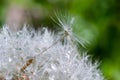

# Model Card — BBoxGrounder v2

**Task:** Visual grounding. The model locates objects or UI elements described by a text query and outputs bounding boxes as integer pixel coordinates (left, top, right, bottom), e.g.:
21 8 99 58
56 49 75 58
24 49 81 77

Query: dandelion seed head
0 16 104 80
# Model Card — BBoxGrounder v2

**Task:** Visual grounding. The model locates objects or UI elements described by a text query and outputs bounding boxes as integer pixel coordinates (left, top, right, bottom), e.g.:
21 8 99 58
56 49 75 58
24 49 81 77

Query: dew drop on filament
8 58 12 62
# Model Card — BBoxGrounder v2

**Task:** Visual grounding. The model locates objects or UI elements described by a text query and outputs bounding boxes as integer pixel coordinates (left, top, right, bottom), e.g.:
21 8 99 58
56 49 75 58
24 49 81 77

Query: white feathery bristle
0 17 104 80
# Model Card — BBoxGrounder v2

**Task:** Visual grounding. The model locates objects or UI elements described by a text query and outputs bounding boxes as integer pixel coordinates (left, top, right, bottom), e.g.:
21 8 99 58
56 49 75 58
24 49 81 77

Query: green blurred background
0 0 120 80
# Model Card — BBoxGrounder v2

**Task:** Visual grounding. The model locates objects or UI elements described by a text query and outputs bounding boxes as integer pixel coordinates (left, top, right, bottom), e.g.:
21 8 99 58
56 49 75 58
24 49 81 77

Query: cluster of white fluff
0 16 104 80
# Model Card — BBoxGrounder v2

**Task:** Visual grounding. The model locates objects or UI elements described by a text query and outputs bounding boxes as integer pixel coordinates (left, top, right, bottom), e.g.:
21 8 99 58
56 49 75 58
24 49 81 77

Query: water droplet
51 64 56 71
68 51 71 54
9 58 12 62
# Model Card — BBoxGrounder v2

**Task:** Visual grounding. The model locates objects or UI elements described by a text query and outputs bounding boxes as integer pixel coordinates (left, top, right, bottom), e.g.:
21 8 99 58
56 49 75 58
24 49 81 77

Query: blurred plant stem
6 5 31 31
5 0 48 31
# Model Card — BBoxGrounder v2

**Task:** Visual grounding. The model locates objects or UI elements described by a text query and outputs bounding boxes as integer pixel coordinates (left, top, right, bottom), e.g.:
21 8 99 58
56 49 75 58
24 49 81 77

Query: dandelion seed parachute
0 18 104 80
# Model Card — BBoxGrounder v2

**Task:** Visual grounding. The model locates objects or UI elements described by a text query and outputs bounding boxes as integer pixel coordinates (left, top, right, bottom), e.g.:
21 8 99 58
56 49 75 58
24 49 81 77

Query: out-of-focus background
0 0 120 80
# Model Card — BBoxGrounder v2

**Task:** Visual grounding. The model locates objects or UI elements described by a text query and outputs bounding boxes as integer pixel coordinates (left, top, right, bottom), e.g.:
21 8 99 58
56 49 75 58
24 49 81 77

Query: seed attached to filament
20 59 33 73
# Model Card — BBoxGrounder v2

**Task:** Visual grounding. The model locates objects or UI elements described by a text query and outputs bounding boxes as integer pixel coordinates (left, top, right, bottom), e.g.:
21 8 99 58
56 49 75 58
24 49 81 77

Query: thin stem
20 31 69 72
